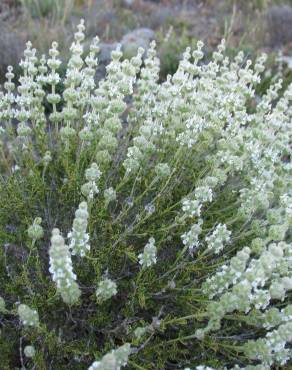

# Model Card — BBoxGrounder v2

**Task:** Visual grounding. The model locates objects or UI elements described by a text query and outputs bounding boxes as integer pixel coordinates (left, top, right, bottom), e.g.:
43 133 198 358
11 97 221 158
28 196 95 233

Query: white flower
68 202 90 257
88 344 131 370
49 228 81 305
96 278 117 303
24 345 36 358
181 219 203 252
18 304 39 328
138 237 157 268
82 163 102 200
182 199 202 218
104 187 117 207
205 224 231 254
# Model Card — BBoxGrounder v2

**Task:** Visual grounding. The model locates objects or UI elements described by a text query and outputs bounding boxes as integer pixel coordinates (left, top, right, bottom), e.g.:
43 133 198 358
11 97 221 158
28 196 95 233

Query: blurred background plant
157 26 198 80
20 0 74 22
0 0 291 83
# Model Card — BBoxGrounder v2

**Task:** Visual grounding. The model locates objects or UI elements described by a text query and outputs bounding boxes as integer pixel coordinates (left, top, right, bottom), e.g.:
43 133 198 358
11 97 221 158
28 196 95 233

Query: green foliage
227 0 287 11
158 27 198 81
20 0 74 19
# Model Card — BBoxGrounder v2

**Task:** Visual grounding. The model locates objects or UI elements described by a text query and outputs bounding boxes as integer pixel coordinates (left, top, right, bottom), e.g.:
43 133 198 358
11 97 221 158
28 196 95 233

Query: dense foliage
0 19 292 370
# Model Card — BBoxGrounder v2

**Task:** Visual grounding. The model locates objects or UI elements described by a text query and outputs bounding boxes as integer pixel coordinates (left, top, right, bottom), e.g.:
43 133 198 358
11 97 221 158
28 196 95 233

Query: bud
27 217 44 242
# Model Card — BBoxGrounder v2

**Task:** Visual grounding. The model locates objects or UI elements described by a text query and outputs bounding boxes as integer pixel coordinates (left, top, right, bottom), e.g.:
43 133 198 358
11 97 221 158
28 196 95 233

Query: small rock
266 6 292 47
121 0 134 6
148 7 174 29
121 28 155 58
83 42 119 81
99 42 119 63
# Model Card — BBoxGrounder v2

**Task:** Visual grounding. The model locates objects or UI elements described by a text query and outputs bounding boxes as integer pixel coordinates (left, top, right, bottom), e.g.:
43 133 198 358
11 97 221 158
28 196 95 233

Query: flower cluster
88 343 131 370
49 228 81 305
196 241 292 342
104 187 117 207
24 345 36 358
68 201 90 257
81 163 102 200
205 223 231 254
0 296 5 313
244 322 292 366
96 278 118 303
138 237 157 268
182 199 202 218
17 304 39 328
27 217 44 242
202 247 251 298
181 219 203 252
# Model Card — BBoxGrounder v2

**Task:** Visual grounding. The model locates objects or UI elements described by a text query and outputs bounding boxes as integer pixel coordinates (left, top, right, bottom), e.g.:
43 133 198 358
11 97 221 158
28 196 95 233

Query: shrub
158 26 198 81
20 0 74 20
0 19 292 369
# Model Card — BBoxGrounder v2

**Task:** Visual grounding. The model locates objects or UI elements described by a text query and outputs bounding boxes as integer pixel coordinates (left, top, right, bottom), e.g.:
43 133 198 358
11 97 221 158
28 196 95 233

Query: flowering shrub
0 19 291 369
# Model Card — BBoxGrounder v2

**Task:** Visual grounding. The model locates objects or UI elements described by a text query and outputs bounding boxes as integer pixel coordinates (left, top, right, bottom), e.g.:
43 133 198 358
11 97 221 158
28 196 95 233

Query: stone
122 0 134 6
121 28 155 57
266 6 292 47
99 42 119 63
148 6 174 29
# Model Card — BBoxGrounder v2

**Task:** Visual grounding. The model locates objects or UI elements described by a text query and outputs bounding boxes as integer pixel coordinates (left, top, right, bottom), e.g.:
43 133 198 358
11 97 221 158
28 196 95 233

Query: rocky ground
0 0 292 79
